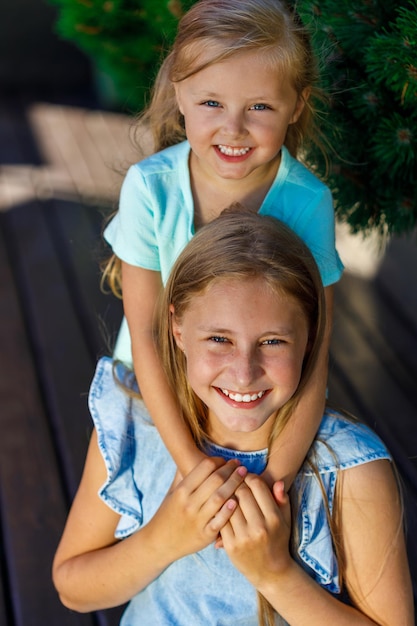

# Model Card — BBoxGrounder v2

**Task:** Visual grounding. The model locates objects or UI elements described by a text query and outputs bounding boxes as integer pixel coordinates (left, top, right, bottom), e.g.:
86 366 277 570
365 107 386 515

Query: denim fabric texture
88 357 391 625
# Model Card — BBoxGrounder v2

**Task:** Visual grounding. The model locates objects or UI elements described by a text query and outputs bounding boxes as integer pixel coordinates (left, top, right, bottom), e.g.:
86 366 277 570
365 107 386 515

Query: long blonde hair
136 0 324 157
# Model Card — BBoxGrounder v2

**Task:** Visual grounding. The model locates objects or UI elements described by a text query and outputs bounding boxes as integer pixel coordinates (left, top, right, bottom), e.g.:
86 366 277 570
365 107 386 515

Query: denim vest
89 357 391 625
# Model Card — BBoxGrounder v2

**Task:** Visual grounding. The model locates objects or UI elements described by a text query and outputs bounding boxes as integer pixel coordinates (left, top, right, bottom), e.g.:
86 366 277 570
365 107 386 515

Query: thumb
272 480 288 506
272 480 291 528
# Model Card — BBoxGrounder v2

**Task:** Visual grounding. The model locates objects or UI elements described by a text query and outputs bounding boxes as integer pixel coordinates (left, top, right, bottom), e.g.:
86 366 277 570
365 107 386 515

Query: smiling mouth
217 145 251 156
220 388 267 403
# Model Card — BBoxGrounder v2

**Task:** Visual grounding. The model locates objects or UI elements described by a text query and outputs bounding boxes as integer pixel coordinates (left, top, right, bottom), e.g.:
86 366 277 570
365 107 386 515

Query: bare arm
53 430 247 612
222 461 414 625
263 285 333 489
122 261 205 475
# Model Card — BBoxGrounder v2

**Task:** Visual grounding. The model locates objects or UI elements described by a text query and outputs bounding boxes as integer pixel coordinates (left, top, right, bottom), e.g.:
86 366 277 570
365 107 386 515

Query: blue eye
251 103 270 111
209 336 228 343
262 338 282 345
203 100 220 107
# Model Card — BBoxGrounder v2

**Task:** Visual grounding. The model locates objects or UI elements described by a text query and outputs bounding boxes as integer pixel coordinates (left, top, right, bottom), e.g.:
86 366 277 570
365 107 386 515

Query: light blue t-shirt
104 142 344 364
89 357 391 626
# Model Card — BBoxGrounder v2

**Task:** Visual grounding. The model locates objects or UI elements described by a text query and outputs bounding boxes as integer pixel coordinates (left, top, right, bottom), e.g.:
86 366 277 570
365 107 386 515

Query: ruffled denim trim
88 357 146 538
294 411 391 593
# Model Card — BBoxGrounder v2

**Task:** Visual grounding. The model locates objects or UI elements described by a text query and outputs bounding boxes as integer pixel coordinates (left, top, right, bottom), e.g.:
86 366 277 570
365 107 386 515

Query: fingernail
237 466 247 477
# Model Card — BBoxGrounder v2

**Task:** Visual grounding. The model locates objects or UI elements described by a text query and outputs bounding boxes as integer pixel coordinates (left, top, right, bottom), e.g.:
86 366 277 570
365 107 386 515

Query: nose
231 347 262 388
222 109 248 138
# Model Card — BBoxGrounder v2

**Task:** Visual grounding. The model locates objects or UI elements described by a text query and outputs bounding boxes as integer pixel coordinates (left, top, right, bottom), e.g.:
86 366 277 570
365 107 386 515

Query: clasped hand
149 456 292 585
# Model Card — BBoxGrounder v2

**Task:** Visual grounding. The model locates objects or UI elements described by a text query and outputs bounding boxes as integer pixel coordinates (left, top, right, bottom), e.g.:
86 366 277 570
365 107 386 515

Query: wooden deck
0 94 416 625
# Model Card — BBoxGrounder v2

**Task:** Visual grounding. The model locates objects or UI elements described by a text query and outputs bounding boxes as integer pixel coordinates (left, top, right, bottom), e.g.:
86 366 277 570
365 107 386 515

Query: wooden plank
333 272 417 414
26 103 141 206
375 231 417 329
0 213 96 626
83 109 153 167
46 198 123 361
3 200 97 496
0 528 11 625
330 274 417 485
329 271 417 602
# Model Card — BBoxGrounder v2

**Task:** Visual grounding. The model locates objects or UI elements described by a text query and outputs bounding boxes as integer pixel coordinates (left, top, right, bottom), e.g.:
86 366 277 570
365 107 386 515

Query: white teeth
218 144 250 156
221 389 266 403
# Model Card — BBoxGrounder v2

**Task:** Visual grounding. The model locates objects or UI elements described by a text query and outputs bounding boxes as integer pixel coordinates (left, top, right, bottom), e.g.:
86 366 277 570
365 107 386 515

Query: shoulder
264 147 334 228
127 141 190 179
88 357 155 476
303 409 391 475
280 146 330 196
88 358 172 537
120 141 191 204
88 356 139 415
293 410 392 593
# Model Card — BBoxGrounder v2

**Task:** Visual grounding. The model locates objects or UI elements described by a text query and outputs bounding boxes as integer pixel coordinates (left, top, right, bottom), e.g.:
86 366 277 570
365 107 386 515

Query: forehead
177 41 291 82
184 277 301 318
177 277 309 340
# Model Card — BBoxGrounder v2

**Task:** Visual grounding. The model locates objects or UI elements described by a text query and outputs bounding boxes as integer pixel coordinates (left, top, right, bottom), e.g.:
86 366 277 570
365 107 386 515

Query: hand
219 476 292 589
149 457 247 562
176 448 210 481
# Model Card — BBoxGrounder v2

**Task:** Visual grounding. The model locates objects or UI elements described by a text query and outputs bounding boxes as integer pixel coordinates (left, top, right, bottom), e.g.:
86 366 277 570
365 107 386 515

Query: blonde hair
157 208 325 448
137 0 323 157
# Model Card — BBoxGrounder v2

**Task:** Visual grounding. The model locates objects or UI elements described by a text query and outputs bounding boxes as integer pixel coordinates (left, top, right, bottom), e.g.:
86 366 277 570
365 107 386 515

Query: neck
189 151 281 228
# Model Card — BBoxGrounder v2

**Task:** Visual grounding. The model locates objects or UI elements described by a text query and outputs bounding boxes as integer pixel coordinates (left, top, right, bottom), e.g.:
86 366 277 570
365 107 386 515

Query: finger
222 487 253 539
206 497 238 536
180 456 228 494
219 517 237 547
272 480 287 506
272 480 291 527
240 474 280 518
242 475 292 538
199 463 248 519
175 456 239 504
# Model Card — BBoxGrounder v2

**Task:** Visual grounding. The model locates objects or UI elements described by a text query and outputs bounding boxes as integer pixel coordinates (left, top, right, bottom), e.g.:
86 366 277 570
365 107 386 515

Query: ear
289 87 311 124
170 304 185 351
173 83 184 115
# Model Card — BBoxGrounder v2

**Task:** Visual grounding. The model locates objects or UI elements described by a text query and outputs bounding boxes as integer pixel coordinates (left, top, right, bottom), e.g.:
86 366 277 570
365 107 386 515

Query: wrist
179 449 208 477
255 557 300 599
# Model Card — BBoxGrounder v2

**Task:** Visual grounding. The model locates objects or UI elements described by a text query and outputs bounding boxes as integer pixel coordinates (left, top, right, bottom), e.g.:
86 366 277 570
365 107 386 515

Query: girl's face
174 49 307 188
172 278 309 451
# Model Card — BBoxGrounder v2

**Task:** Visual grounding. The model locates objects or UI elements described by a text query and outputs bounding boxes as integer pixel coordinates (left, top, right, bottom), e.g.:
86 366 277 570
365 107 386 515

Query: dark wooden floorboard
0 214 98 626
48 198 122 365
328 259 417 602
3 200 98 497
330 273 417 485
0 98 123 625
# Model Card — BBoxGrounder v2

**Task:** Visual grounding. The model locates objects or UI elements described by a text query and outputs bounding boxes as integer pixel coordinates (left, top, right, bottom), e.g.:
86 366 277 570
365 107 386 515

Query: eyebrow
197 325 295 336
191 89 279 102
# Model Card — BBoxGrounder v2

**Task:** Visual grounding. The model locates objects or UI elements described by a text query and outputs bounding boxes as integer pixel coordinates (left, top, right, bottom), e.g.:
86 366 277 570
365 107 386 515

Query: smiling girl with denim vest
54 210 413 625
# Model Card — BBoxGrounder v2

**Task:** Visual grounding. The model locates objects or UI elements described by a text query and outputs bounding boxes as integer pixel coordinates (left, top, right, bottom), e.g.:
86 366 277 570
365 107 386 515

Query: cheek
269 349 306 386
185 349 226 383
174 85 184 115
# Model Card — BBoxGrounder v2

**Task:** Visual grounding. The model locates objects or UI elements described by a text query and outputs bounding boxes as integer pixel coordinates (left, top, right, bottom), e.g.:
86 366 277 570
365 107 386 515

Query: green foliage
297 0 417 235
49 0 417 235
49 0 195 109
